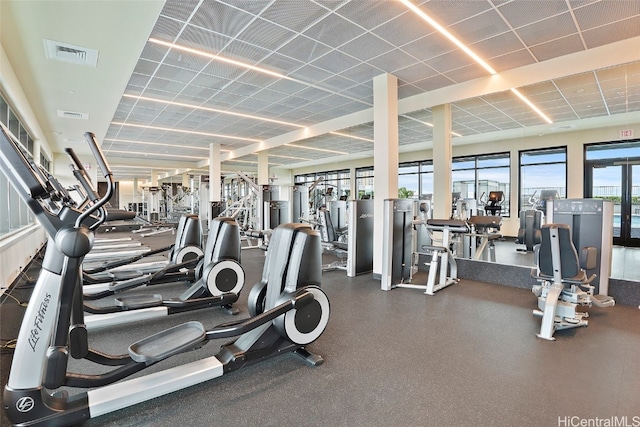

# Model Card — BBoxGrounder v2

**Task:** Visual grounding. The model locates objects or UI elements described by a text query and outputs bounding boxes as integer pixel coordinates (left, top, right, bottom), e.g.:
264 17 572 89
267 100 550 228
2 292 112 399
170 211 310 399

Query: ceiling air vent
44 39 98 67
551 124 576 131
57 110 89 120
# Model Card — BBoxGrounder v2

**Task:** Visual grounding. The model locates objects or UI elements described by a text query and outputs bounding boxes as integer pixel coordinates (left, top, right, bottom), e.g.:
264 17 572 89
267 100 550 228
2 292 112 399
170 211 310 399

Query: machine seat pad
246 230 264 238
426 219 470 233
335 226 348 235
427 219 467 228
332 241 348 251
420 244 447 253
591 294 615 308
129 321 206 363
535 270 595 285
468 215 502 230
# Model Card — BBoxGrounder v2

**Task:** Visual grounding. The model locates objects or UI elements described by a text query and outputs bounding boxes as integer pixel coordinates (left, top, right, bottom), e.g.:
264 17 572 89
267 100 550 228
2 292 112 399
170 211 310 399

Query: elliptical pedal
129 321 207 363
115 294 163 309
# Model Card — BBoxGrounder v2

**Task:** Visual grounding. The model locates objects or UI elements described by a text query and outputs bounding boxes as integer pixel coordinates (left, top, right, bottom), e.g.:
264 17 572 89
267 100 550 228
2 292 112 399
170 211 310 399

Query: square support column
258 151 269 186
432 104 453 219
373 73 399 276
567 142 583 198
209 143 221 202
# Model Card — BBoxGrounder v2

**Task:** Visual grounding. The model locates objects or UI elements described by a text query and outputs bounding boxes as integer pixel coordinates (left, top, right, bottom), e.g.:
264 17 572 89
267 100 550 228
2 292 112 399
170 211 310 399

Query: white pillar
566 142 583 198
432 104 452 219
209 143 221 202
372 73 399 276
150 170 158 186
133 177 139 203
257 151 269 186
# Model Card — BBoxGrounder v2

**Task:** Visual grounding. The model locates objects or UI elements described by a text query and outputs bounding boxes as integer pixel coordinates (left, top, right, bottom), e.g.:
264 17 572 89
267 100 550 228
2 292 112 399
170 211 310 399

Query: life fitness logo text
28 292 52 352
16 396 35 412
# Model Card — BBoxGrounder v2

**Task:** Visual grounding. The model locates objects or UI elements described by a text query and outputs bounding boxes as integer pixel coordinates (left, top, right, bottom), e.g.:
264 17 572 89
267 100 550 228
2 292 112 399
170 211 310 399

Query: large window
398 162 419 199
519 147 567 213
355 167 374 199
420 161 433 199
452 153 511 216
355 160 433 200
295 169 350 207
0 93 37 237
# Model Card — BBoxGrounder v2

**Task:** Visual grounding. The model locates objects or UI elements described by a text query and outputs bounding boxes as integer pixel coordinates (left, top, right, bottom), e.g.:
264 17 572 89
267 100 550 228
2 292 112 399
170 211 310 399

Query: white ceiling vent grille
551 124 576 131
57 110 89 120
44 39 98 67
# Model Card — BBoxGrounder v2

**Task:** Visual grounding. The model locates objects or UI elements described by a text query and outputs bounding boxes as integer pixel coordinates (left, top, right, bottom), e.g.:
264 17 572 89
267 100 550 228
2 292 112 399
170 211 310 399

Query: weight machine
516 190 557 252
531 224 615 340
290 184 309 223
463 215 502 262
547 198 614 295
317 199 375 277
382 199 469 295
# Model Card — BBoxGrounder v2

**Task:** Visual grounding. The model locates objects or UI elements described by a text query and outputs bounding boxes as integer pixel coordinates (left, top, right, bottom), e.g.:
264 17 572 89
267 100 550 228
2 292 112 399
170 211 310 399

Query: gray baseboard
456 258 640 307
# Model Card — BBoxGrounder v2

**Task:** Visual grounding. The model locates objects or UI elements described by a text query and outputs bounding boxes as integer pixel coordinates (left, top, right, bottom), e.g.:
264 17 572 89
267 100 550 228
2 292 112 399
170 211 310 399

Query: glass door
586 161 640 247
631 164 640 245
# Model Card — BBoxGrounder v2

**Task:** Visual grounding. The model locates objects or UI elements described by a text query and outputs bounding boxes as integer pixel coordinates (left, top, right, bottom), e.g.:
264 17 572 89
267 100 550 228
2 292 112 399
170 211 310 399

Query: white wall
117 180 136 210
0 226 47 289
0 43 53 289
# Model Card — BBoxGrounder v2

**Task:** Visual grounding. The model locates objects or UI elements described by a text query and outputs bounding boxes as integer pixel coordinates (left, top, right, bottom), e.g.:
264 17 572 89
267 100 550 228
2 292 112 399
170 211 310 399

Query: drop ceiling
2 0 639 181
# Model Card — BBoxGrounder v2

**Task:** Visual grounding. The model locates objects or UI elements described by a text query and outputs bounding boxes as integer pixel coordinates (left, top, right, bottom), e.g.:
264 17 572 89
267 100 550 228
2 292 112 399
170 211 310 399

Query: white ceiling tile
235 18 298 51
496 1 569 29
92 0 640 175
582 16 640 49
261 1 329 32
339 34 395 62
515 13 578 46
573 0 640 31
189 1 257 36
303 13 368 48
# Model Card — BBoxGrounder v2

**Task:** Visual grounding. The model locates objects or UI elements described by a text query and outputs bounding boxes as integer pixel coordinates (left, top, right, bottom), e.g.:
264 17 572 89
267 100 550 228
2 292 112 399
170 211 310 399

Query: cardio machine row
0 125 331 427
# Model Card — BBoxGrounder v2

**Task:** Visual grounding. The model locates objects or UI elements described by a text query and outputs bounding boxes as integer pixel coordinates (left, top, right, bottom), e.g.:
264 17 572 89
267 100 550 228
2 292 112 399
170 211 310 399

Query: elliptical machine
82 212 204 277
81 215 246 330
516 190 557 252
1 127 330 426
516 191 543 252
43 142 246 328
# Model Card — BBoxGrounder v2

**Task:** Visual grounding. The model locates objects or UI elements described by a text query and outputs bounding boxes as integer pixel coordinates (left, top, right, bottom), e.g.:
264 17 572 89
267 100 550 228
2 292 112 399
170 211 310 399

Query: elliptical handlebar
65 147 100 204
72 132 114 230
84 132 113 179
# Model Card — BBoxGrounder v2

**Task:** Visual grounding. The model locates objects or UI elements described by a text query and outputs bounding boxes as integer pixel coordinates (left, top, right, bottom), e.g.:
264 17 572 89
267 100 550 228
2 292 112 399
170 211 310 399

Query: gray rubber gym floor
1 230 639 427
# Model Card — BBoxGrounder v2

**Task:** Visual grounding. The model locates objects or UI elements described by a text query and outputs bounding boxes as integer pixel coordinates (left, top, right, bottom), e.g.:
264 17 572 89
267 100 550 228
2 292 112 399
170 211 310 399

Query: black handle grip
65 148 100 202
84 132 112 178
65 147 84 171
